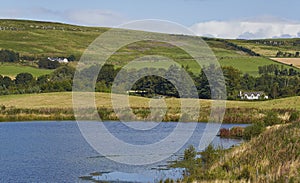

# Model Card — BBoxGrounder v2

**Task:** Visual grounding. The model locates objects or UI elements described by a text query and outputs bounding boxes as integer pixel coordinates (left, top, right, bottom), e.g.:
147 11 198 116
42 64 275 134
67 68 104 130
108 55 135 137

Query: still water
0 121 248 182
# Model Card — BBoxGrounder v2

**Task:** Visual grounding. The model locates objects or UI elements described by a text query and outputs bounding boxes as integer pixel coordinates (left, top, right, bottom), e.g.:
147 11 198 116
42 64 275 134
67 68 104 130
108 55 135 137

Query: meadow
0 19 296 77
0 92 299 122
270 57 300 68
0 63 53 78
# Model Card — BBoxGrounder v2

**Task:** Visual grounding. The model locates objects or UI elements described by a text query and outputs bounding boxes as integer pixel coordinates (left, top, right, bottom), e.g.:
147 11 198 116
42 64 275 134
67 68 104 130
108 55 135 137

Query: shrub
184 145 196 161
200 144 219 169
263 111 281 126
219 128 230 138
230 126 244 138
289 111 300 122
243 121 265 140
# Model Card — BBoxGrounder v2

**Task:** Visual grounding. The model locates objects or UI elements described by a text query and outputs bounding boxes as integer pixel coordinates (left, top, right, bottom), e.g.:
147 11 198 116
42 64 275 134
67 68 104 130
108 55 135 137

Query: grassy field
229 38 300 57
218 57 288 76
0 92 299 123
0 19 297 76
270 57 300 68
1 92 300 110
0 63 53 78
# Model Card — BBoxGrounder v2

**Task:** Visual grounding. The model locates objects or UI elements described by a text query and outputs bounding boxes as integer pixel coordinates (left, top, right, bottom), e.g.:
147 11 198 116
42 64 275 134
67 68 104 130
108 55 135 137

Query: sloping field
1 92 300 110
0 63 53 78
270 57 300 68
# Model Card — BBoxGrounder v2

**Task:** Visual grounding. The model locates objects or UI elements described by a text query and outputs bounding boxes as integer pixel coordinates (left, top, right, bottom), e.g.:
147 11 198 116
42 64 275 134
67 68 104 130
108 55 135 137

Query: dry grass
1 92 300 110
270 58 300 68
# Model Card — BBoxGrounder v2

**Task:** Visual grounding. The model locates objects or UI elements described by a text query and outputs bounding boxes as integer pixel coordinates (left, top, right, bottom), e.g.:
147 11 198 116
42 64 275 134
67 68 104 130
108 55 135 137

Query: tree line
0 49 76 69
1 63 300 99
276 51 300 58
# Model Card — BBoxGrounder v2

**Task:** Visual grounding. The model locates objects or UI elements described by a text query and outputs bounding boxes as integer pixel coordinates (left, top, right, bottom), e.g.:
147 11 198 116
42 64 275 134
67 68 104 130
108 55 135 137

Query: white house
239 91 268 100
48 57 69 63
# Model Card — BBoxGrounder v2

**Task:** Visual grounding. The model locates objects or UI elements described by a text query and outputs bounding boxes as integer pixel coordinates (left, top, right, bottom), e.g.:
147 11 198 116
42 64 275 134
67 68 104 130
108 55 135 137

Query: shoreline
0 105 296 123
0 120 249 125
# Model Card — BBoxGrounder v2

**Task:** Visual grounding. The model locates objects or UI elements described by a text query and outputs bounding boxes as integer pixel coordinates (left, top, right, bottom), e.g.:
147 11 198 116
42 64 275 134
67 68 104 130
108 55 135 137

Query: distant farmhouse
239 91 269 100
47 57 69 63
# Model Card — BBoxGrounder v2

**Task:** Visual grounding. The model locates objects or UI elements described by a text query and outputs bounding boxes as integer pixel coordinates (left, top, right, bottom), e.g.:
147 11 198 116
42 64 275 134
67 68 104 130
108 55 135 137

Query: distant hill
0 19 297 76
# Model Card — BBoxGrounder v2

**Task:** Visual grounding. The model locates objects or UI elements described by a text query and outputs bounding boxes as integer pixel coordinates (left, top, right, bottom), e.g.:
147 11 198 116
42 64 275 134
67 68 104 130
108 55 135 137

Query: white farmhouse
48 57 69 63
239 91 269 100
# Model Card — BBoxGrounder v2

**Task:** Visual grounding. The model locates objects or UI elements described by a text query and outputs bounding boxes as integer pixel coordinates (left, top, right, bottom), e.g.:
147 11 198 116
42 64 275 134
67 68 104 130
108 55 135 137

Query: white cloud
0 8 126 27
190 17 300 39
65 9 126 27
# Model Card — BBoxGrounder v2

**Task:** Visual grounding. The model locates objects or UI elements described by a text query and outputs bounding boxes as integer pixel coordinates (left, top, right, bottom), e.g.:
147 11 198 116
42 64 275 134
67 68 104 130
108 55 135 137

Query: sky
1 0 300 39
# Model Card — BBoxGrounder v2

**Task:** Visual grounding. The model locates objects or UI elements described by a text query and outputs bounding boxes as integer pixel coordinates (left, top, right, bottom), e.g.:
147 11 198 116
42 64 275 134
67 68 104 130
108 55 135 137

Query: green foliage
238 167 251 180
243 121 266 140
263 111 282 126
15 73 34 86
199 144 220 169
176 122 300 182
0 63 53 78
183 145 196 161
67 54 76 61
0 49 19 62
289 111 300 122
38 58 61 69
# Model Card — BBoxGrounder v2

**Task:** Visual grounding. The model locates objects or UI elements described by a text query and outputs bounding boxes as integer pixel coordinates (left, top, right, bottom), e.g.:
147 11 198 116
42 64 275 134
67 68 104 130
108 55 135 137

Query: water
0 121 248 182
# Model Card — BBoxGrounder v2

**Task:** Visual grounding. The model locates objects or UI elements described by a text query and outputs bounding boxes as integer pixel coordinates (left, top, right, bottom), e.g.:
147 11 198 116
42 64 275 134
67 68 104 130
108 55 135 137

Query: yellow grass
1 92 300 110
270 58 300 68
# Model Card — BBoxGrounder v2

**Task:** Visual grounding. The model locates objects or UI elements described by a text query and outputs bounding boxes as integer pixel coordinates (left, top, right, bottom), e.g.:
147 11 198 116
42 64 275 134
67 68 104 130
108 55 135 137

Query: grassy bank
0 92 299 123
179 121 300 182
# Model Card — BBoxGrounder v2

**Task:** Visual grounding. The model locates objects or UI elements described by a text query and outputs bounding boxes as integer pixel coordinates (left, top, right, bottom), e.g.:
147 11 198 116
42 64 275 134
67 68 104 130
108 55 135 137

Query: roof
243 91 265 96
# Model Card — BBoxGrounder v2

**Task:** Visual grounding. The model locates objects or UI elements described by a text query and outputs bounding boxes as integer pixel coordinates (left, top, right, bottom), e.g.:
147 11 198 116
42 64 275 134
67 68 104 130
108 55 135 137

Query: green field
219 57 287 76
0 19 297 76
0 63 53 78
229 38 300 57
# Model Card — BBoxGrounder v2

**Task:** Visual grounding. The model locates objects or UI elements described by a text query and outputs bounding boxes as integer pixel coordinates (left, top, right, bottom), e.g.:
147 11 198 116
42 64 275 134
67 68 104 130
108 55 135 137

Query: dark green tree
15 73 34 86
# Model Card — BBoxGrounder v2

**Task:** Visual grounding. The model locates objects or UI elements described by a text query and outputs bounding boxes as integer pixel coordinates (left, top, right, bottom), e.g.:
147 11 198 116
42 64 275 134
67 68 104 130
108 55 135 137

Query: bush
184 145 196 161
289 111 300 122
38 58 61 69
200 144 219 169
243 121 265 140
263 111 281 126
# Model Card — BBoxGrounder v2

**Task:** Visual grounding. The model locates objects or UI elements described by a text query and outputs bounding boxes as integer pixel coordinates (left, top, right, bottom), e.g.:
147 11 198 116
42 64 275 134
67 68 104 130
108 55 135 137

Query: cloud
65 9 126 27
190 17 300 39
0 8 126 27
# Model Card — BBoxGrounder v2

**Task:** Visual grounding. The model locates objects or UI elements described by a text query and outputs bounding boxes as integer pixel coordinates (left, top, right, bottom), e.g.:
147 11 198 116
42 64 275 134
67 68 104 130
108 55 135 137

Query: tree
223 66 241 99
15 73 34 86
50 66 75 81
37 75 49 85
0 49 19 62
2 76 12 88
67 55 76 61
38 58 61 69
97 64 117 86
184 145 197 161
241 73 255 91
200 144 219 169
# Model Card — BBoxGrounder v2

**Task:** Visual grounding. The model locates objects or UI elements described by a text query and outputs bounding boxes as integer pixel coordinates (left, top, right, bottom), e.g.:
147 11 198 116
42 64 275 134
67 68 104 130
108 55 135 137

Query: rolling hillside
0 63 52 78
0 19 297 76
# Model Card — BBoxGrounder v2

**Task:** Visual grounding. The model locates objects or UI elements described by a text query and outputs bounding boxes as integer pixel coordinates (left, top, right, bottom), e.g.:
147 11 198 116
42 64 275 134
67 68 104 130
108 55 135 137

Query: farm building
239 91 269 100
48 57 69 63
